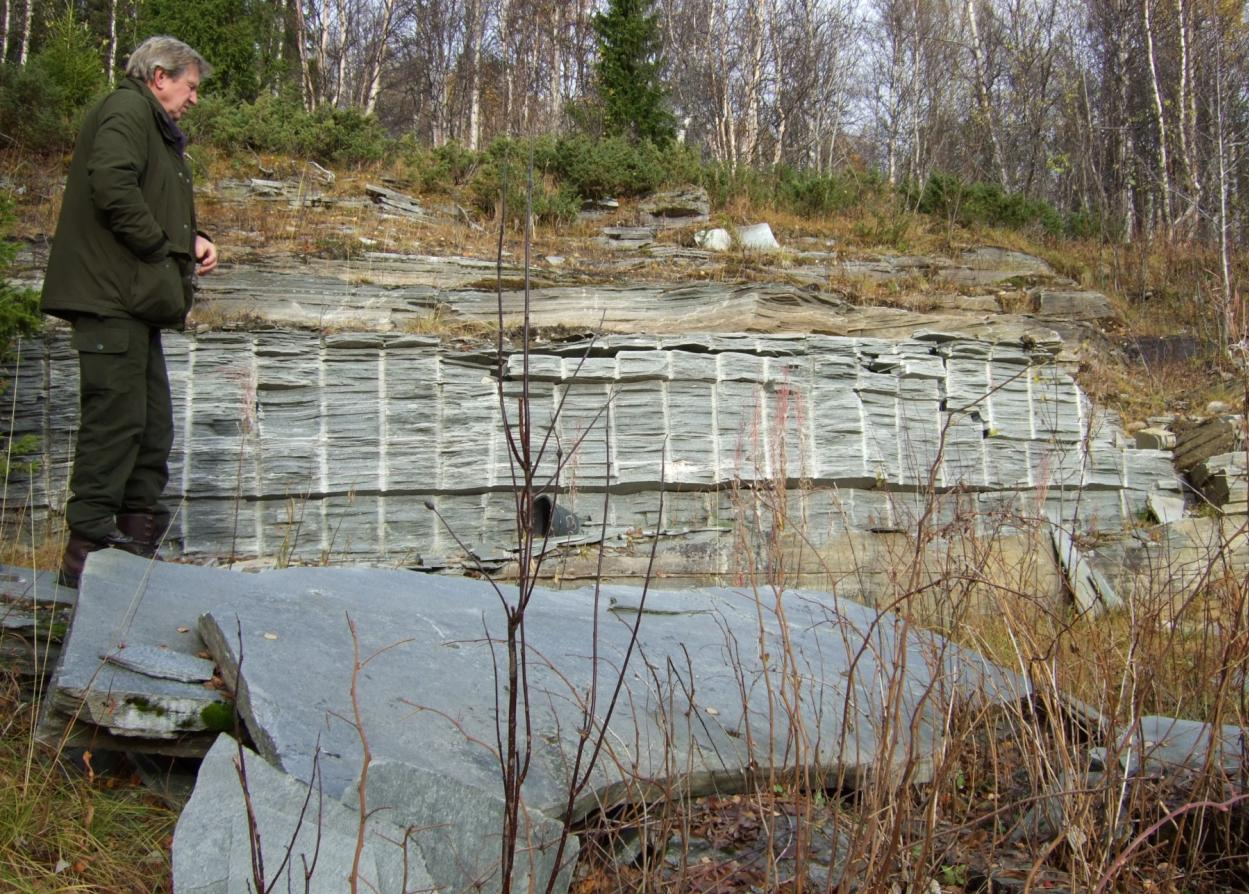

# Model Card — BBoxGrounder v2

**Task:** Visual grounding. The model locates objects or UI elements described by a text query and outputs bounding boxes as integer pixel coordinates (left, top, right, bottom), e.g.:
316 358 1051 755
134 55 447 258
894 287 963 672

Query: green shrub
189 93 389 166
468 139 580 225
0 194 40 355
552 134 702 198
774 166 885 218
0 13 107 154
417 140 481 193
700 163 775 210
906 171 1068 236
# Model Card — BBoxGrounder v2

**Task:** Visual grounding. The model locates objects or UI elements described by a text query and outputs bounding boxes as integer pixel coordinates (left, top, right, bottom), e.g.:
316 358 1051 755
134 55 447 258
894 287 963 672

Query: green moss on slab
124 696 167 717
200 701 234 732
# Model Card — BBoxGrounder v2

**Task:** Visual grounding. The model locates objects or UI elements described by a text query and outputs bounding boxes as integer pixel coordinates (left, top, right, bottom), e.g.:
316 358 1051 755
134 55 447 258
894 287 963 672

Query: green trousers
65 316 173 540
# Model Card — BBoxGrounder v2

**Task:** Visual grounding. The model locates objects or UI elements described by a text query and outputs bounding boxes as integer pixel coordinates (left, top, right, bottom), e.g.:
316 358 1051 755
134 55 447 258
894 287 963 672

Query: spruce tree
592 0 676 145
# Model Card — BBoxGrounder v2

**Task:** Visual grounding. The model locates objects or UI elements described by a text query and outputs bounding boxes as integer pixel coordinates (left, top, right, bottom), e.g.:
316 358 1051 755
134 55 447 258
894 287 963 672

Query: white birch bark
466 0 484 149
107 0 118 85
362 0 399 114
965 0 1010 188
16 0 31 66
1173 0 1201 234
1142 0 1172 233
740 0 766 164
332 0 350 106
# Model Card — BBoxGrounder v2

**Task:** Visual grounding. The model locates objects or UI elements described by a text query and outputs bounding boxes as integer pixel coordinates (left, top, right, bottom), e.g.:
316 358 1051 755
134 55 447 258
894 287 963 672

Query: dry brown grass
0 675 178 893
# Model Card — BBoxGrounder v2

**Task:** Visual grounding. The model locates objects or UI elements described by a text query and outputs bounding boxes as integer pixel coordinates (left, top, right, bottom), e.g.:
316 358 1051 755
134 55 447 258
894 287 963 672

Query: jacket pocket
70 317 130 354
127 254 185 325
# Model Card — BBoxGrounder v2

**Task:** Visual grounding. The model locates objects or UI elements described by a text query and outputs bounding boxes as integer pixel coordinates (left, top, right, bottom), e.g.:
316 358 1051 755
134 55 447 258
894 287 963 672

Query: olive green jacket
41 77 203 328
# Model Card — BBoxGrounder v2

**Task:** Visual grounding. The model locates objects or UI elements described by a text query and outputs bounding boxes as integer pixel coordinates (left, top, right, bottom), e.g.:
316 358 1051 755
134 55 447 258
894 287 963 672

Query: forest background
0 0 1246 286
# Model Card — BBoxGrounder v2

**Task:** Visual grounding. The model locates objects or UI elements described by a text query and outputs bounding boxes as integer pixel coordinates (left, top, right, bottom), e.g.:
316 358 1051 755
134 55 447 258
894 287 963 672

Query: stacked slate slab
0 565 74 684
4 330 1180 570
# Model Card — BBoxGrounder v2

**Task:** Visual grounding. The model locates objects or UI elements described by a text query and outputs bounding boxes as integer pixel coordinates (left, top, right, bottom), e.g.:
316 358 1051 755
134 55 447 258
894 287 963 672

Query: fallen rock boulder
694 227 733 251
1174 415 1243 473
1189 451 1248 514
737 222 781 251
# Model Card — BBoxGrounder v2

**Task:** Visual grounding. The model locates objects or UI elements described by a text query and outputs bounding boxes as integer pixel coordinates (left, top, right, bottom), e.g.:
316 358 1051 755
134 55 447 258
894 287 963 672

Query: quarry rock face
6 325 1178 574
3 247 1178 595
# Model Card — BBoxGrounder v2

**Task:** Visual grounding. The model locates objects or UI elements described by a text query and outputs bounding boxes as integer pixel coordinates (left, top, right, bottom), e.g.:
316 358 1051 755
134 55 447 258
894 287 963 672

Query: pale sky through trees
3 0 1249 248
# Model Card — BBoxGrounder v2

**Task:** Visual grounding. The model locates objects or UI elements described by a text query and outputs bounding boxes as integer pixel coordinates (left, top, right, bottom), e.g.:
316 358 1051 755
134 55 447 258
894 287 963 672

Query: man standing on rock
41 36 218 587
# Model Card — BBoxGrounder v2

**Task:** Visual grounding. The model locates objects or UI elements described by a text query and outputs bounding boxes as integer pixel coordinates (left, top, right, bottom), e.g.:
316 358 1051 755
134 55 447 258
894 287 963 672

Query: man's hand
194 235 218 275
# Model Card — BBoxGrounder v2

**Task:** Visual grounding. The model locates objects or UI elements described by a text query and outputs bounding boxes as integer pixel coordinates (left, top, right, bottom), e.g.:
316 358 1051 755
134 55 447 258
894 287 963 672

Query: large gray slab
362 758 577 894
194 561 1030 826
173 735 432 894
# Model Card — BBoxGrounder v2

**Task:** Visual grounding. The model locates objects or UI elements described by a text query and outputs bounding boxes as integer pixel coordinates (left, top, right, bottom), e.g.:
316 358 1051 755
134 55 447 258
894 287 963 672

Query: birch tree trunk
466 0 484 149
500 0 516 133
106 0 118 84
1142 0 1172 235
965 0 1010 189
16 0 31 66
1173 0 1201 235
769 0 786 165
1212 21 1234 345
332 0 350 106
294 0 316 109
740 0 766 164
549 0 564 124
362 0 399 113
0 0 8 65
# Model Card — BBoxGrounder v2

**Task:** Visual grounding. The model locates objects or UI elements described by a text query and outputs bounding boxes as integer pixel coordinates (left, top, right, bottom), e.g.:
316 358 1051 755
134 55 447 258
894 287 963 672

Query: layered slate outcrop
7 329 1176 571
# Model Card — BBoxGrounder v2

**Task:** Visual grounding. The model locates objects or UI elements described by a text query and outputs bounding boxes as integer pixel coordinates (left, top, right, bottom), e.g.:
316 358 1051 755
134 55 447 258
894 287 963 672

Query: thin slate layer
38 551 239 753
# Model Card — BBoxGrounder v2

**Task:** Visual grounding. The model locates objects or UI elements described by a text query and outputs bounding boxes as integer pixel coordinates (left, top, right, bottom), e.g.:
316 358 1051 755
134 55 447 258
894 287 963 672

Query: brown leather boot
58 528 145 589
116 510 170 559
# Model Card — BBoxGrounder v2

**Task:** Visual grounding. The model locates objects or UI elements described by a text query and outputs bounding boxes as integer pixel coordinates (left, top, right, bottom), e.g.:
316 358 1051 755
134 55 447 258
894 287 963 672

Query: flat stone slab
102 643 216 683
1147 492 1186 524
0 564 75 679
1033 288 1116 321
173 735 433 894
191 561 1030 821
38 551 239 753
1118 715 1249 776
1051 523 1123 614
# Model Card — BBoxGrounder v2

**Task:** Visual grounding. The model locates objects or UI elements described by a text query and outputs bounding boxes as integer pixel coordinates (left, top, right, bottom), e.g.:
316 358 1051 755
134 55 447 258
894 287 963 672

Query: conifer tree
592 0 675 145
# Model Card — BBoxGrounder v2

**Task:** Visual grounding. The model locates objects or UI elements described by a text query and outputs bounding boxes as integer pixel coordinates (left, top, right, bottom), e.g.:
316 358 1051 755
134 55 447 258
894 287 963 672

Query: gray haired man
41 36 219 587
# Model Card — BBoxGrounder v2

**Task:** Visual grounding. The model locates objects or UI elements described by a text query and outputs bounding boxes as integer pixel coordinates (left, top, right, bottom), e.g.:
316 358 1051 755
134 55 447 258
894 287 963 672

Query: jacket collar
121 76 189 156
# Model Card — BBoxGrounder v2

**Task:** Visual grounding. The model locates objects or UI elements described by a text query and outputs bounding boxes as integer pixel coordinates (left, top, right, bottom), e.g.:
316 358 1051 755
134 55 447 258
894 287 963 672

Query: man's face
149 65 200 120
